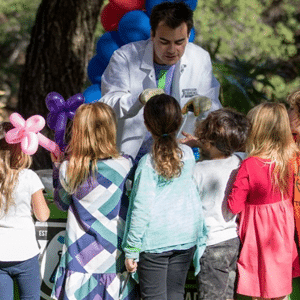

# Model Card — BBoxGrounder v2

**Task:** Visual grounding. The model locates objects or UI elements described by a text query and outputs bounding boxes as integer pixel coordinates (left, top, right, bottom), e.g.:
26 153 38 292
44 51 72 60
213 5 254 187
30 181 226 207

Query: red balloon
110 0 146 11
100 2 129 32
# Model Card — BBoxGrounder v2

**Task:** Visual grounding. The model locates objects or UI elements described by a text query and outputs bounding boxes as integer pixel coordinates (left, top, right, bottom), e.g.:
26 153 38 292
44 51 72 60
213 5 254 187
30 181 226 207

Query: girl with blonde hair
228 102 300 300
51 102 138 300
0 123 50 300
123 94 206 300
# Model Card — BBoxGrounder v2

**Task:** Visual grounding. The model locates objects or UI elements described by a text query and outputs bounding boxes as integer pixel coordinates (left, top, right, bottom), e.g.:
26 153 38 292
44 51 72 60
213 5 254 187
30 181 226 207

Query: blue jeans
0 255 40 300
137 246 196 300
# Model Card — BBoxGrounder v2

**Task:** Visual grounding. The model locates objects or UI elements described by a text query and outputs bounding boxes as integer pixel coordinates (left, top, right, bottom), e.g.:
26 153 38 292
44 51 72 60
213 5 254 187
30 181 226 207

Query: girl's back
123 94 206 300
228 156 296 298
229 156 294 210
57 155 132 255
0 169 44 261
130 144 202 251
227 102 300 299
51 103 138 300
52 155 137 300
0 131 49 300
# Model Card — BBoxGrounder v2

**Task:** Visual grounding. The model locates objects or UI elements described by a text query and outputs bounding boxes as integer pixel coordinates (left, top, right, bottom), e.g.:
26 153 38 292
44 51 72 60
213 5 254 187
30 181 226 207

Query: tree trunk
18 0 103 170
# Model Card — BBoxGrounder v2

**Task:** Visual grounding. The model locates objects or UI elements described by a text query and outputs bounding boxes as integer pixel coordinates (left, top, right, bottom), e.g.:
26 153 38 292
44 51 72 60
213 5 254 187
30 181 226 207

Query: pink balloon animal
5 113 61 158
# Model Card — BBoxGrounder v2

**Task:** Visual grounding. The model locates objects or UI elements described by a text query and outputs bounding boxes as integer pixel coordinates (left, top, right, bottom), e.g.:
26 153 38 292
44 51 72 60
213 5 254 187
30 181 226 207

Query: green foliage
213 57 300 114
194 0 298 61
0 0 41 44
213 58 278 113
265 76 300 101
94 20 106 39
0 0 41 105
194 0 300 112
94 0 108 38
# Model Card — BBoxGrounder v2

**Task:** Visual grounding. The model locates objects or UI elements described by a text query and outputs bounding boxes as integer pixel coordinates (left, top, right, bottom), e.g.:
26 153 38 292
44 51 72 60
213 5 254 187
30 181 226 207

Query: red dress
228 156 300 298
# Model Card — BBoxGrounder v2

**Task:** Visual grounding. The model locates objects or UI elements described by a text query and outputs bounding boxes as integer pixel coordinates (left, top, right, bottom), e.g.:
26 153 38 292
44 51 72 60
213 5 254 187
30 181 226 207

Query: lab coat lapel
172 49 188 105
140 40 156 89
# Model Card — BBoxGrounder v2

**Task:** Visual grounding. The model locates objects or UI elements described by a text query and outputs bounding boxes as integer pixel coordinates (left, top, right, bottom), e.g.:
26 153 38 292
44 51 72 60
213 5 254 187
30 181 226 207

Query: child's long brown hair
0 123 32 214
144 94 183 180
246 102 299 197
65 102 120 194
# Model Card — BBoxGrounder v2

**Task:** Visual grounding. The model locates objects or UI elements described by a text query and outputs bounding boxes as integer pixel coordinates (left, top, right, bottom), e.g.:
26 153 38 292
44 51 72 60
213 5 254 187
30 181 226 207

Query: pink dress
228 156 300 298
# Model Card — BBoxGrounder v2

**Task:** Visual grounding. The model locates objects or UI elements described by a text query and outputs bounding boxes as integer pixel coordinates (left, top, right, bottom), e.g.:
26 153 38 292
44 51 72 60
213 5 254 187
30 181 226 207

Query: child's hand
179 131 200 148
51 152 64 164
125 258 137 273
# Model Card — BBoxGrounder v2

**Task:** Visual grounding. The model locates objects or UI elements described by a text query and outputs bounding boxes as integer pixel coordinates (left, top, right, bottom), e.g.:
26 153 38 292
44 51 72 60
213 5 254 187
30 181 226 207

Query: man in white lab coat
101 1 222 160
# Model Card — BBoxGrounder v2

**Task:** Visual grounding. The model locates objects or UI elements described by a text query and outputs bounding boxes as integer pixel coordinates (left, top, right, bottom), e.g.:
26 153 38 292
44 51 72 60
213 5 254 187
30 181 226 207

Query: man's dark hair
194 108 251 157
150 1 194 36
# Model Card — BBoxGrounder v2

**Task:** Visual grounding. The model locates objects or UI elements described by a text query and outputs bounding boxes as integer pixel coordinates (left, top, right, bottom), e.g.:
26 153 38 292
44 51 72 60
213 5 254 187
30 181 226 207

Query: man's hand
125 258 138 273
182 96 212 116
139 88 165 105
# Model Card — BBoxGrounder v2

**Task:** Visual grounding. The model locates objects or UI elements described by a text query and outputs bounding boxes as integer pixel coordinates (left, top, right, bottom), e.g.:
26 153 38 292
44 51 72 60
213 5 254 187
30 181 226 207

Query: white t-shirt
193 154 243 246
0 169 44 261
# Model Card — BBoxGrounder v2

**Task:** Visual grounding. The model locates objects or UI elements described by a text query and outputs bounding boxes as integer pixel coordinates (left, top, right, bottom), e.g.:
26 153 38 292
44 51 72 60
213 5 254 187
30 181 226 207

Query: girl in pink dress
228 102 300 300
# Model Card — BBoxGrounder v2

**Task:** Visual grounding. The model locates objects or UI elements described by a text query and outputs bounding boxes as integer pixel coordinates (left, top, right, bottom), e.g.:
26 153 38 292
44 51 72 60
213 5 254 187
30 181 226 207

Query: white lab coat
101 39 221 159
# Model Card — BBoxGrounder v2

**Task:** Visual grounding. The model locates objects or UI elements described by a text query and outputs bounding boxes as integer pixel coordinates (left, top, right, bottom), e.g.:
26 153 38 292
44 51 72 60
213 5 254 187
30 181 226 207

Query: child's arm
179 131 200 148
227 161 250 214
51 152 72 211
32 189 50 222
52 161 72 211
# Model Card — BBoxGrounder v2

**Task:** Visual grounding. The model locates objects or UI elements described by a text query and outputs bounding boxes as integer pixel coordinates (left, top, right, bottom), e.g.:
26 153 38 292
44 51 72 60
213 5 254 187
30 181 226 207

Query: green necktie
157 69 167 90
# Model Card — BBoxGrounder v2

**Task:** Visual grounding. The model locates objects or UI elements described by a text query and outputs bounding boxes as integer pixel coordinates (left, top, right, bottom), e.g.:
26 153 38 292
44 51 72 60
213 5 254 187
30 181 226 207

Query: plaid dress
51 156 138 300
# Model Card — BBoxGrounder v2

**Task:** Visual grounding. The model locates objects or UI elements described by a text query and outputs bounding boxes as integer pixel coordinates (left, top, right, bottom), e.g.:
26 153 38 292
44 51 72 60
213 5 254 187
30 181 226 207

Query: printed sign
35 220 66 300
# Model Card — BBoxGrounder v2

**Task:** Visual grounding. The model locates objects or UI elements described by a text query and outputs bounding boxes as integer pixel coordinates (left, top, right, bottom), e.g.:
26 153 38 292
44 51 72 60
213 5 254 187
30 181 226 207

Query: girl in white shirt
0 125 50 300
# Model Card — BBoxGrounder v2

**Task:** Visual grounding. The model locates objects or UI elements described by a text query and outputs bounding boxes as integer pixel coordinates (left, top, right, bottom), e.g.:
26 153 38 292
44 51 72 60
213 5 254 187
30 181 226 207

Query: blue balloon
96 31 124 66
87 55 107 84
185 0 198 11
145 0 171 16
145 0 198 16
118 11 151 45
189 27 195 42
83 84 102 104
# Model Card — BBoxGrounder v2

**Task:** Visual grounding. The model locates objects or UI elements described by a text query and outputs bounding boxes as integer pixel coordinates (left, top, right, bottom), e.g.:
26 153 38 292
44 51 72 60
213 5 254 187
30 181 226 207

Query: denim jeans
137 246 196 300
0 254 40 300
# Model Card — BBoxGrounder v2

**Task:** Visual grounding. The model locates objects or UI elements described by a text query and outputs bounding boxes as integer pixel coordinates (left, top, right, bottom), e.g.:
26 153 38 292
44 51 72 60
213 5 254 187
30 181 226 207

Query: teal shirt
123 144 207 275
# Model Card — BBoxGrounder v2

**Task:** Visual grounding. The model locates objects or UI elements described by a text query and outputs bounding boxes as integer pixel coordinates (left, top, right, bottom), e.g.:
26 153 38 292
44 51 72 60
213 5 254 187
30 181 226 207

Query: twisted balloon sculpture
5 113 61 158
45 92 84 151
